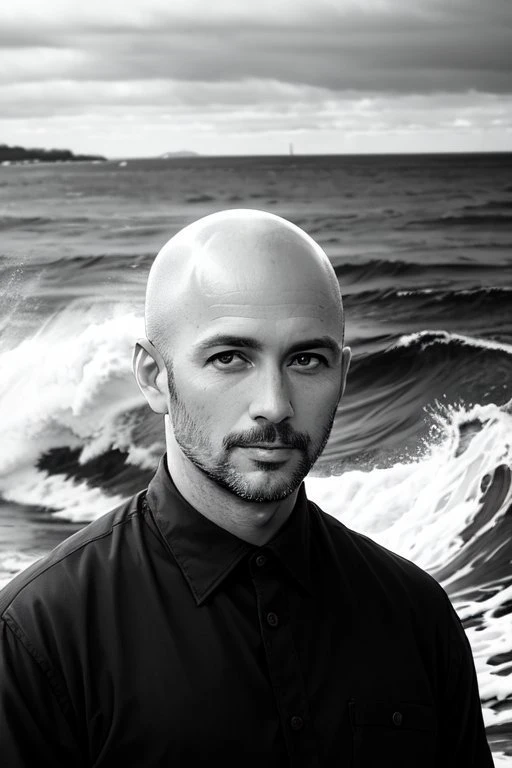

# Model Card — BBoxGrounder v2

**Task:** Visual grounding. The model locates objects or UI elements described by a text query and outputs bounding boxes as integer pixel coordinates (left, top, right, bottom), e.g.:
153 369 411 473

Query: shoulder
0 490 144 620
308 499 452 616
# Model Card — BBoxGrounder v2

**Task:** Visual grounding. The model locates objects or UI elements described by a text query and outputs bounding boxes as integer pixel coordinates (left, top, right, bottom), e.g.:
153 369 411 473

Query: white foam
493 755 512 767
396 287 512 298
459 286 512 295
0 308 146 481
2 467 126 524
396 288 435 296
308 402 511 572
394 329 512 355
0 552 41 591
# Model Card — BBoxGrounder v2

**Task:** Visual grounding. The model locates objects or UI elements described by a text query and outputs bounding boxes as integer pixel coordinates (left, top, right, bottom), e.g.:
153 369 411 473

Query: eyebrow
195 334 341 356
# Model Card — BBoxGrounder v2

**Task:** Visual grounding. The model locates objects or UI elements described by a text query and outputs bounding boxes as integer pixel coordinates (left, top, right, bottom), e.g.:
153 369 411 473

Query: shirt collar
145 456 313 605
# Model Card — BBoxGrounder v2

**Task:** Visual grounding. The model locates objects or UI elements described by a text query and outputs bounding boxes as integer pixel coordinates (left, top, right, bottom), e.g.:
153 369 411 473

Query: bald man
0 210 493 767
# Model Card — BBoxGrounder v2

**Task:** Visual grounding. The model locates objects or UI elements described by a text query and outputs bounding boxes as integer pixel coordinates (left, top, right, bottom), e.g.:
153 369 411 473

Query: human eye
208 351 250 371
289 352 327 371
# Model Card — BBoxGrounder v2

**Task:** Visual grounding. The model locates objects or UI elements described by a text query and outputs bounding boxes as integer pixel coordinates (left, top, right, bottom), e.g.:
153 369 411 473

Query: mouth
238 444 295 462
245 443 292 450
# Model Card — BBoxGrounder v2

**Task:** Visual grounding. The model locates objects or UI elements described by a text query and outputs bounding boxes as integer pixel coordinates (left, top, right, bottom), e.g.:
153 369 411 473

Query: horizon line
108 148 512 161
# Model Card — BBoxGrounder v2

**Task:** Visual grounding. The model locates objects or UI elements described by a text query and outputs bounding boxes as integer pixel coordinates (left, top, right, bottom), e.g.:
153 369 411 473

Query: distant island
0 143 106 164
160 150 200 159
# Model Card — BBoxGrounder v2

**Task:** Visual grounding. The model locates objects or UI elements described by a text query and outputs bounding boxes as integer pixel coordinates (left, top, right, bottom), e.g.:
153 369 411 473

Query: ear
338 346 351 401
132 338 169 414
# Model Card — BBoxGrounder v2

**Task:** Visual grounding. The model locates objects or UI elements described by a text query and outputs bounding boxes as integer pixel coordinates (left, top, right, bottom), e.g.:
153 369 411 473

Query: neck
165 436 298 547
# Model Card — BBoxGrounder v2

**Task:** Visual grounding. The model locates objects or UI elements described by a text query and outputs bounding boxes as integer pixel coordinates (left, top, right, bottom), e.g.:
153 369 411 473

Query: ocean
0 153 511 762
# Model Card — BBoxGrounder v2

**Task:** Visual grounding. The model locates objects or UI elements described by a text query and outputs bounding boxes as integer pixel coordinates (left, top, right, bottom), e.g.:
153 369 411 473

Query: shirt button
392 711 403 727
290 715 304 731
255 554 267 567
266 611 279 627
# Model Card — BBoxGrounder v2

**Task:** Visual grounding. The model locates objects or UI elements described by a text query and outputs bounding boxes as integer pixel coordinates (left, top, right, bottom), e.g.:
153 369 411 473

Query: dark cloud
1 0 511 95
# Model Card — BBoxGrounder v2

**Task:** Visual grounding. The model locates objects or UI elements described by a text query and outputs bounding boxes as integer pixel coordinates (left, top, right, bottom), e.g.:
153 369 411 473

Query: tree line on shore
0 143 106 163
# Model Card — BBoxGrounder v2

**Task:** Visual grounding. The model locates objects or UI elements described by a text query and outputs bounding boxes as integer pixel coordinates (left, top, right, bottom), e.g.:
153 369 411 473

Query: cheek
292 373 341 409
177 382 241 432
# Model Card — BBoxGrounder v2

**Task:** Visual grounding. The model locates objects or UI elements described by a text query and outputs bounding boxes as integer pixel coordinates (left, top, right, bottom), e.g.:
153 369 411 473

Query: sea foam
395 329 512 355
0 308 146 480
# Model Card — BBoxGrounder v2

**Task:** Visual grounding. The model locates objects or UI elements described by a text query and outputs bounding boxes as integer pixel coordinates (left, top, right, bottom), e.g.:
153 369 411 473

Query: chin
226 466 305 504
231 485 296 504
192 451 310 504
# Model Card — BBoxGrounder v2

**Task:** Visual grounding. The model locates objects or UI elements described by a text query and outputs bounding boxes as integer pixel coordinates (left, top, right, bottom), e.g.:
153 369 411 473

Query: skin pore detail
205 301 331 320
135 209 350 545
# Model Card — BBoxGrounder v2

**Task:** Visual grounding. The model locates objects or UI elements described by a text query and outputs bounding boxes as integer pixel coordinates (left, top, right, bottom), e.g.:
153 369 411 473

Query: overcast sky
1 0 511 157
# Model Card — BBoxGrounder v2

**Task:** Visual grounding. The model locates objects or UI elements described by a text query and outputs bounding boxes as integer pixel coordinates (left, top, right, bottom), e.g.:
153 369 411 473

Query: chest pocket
349 699 436 768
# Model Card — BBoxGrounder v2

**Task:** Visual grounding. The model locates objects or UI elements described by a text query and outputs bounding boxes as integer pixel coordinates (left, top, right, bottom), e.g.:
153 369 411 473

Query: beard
167 370 336 503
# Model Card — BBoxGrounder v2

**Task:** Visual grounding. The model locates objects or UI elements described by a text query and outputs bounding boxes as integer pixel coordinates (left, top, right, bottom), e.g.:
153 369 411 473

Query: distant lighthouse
289 142 294 156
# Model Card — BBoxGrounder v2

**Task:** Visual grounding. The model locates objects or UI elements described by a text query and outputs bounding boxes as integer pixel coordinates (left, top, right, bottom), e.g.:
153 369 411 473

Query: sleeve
438 597 495 767
0 617 86 768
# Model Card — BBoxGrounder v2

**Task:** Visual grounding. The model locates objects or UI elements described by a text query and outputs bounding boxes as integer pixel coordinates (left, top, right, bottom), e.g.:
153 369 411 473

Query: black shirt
0 456 493 767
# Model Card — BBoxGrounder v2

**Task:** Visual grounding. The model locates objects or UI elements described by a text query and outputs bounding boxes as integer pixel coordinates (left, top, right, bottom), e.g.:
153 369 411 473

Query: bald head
145 209 344 357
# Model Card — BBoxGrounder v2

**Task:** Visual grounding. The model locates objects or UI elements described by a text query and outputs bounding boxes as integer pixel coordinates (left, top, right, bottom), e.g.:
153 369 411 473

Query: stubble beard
167 369 336 503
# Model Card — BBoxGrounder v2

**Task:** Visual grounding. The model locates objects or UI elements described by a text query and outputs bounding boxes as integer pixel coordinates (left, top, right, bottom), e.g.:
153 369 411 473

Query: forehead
182 261 340 321
176 287 343 355
203 289 335 322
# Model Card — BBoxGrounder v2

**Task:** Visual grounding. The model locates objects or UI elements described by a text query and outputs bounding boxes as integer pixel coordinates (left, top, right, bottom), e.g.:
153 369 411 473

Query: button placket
252 565 319 763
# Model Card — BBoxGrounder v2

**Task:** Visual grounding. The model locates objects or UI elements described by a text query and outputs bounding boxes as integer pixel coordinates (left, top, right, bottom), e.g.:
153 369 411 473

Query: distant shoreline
0 143 106 165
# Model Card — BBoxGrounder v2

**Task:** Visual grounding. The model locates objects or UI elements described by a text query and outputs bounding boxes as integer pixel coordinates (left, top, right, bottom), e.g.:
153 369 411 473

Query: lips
223 426 310 453
238 445 295 463
244 444 292 450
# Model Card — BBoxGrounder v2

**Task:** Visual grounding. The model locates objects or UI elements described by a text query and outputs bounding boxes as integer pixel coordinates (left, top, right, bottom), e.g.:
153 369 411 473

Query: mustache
223 424 310 452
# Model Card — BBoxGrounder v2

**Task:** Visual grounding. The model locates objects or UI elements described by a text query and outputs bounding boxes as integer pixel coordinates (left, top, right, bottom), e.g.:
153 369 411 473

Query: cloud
3 77 510 133
1 0 511 96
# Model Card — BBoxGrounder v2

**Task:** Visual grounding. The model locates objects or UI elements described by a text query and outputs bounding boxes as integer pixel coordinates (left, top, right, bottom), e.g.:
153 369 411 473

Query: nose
248 366 294 423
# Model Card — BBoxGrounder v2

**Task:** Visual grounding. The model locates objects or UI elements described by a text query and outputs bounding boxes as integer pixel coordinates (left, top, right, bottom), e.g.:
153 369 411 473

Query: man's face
163 262 347 503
